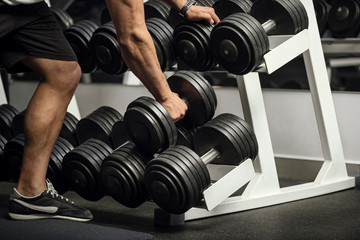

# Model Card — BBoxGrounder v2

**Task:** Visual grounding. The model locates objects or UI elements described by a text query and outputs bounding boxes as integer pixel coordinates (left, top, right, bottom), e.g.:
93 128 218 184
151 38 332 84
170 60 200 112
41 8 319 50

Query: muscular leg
16 57 81 197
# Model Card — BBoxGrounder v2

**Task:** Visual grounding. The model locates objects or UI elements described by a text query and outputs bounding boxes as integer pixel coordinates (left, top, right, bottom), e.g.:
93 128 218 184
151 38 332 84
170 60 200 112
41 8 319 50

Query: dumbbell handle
202 148 221 165
262 19 277 33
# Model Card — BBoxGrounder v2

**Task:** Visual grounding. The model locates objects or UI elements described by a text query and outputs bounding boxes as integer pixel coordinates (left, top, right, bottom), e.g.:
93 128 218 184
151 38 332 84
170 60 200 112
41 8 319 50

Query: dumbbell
212 0 253 20
210 0 308 75
62 138 113 201
144 113 258 214
144 0 172 22
64 20 99 73
124 70 217 155
101 141 153 208
76 106 124 149
89 22 128 75
12 111 79 147
313 0 331 36
173 1 252 71
146 18 177 72
327 0 360 38
0 104 20 141
51 7 74 31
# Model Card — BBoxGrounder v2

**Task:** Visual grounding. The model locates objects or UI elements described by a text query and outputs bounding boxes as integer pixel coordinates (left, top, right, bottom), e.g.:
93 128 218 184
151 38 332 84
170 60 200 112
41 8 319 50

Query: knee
50 61 81 93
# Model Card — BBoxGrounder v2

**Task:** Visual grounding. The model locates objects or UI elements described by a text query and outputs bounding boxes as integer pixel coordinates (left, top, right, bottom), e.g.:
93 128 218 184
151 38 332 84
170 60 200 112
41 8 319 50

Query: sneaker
8 179 93 222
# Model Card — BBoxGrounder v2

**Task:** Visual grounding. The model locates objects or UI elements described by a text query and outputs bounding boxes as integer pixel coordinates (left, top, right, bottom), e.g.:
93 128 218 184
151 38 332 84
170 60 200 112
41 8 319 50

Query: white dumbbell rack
183 0 355 221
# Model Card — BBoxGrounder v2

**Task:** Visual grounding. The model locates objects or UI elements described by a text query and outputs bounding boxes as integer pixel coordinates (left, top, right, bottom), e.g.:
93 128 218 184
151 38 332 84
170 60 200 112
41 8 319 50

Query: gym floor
0 180 360 240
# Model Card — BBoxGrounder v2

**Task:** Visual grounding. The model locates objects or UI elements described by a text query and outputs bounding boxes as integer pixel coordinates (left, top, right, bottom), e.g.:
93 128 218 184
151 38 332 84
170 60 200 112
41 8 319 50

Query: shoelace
46 179 74 204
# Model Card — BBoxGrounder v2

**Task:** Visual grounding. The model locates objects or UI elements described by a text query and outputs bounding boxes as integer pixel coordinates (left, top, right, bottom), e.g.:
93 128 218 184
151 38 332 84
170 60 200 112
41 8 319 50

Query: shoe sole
9 213 92 222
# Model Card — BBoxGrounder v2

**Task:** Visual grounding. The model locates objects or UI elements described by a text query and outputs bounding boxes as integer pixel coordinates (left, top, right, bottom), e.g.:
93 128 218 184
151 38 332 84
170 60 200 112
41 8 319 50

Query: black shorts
0 1 77 73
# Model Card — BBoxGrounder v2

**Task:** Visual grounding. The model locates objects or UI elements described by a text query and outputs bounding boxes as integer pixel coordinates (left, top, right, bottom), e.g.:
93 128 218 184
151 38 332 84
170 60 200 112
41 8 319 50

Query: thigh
0 2 77 73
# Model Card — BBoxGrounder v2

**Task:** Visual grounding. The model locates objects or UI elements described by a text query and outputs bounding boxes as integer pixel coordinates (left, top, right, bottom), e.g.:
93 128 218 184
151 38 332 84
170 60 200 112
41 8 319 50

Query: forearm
104 0 172 102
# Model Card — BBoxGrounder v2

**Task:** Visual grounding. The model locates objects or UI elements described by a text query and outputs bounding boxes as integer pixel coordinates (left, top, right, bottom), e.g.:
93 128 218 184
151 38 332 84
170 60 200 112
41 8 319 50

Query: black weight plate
90 31 127 74
176 122 194 148
213 0 252 20
88 112 113 134
250 0 298 35
11 111 25 136
3 134 25 180
163 147 205 193
85 140 112 163
223 14 263 74
210 24 252 74
212 115 251 160
132 97 176 149
214 113 255 160
167 71 213 126
156 152 200 209
2 104 19 118
144 164 186 213
209 120 245 163
146 20 174 71
227 13 268 69
170 145 210 191
280 0 302 34
117 142 148 174
146 18 176 69
56 136 75 153
175 71 217 120
314 0 329 34
236 117 259 160
87 138 113 157
328 0 360 37
194 120 243 165
144 1 169 21
63 148 104 200
76 116 112 147
77 142 107 171
145 158 193 214
124 106 165 154
96 106 123 123
174 24 208 70
101 158 140 206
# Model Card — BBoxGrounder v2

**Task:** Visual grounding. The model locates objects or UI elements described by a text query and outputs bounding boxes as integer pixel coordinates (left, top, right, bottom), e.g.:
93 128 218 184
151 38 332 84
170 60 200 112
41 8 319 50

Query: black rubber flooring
1 181 360 240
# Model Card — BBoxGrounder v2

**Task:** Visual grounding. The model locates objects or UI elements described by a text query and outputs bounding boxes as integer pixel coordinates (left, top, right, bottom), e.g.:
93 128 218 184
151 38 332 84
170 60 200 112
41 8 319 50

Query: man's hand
185 5 220 24
158 92 188 122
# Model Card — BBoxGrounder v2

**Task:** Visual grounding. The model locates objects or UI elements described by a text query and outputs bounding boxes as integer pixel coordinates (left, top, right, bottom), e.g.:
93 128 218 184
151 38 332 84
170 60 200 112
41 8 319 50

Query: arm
104 0 187 121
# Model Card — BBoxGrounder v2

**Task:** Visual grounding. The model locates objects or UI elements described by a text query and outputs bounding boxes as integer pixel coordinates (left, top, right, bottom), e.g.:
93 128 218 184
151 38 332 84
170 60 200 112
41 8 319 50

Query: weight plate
213 0 252 20
328 0 360 37
194 118 244 165
250 0 298 35
124 105 165 154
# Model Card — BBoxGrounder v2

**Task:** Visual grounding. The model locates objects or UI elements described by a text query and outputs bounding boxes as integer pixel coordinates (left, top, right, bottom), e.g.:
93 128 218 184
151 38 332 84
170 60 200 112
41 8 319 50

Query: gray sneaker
8 179 93 222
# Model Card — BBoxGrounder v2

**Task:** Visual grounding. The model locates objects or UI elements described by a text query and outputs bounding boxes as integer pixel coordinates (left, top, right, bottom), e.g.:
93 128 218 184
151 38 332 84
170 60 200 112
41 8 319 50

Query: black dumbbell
146 18 177 72
124 70 217 155
101 141 153 208
0 104 19 141
62 138 113 201
51 7 74 31
327 0 360 38
64 20 99 73
76 106 123 149
210 0 308 75
144 0 172 22
313 0 331 36
90 22 128 75
212 0 253 20
144 113 258 214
